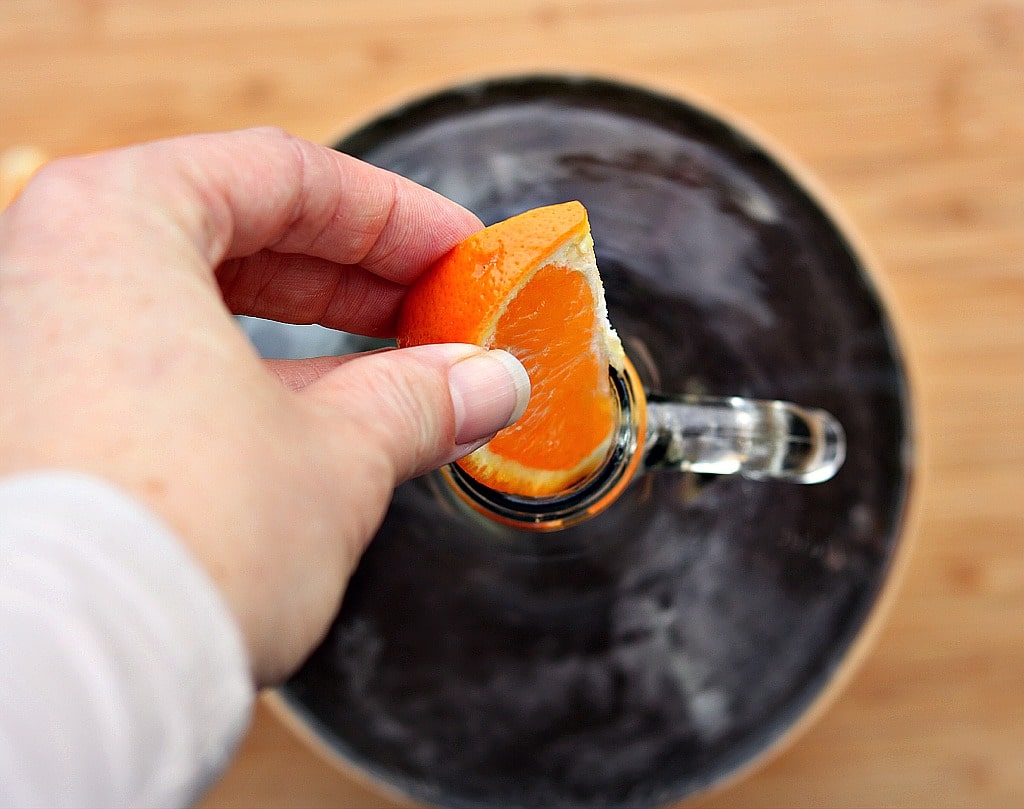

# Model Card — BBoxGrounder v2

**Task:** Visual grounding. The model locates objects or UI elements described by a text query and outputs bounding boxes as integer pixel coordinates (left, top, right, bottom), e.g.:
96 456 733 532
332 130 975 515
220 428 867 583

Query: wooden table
3 1 1022 806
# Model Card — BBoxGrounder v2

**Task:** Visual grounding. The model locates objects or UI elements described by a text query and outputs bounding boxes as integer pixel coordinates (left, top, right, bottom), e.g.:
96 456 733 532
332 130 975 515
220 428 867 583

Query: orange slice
397 200 625 497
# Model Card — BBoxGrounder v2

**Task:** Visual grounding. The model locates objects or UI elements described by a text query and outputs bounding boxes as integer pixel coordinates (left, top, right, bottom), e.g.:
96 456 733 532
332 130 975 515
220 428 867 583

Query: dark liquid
280 78 911 809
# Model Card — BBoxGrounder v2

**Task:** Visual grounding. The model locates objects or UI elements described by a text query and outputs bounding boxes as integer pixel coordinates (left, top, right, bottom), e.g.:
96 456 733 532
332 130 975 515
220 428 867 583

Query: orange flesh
459 263 615 489
397 201 620 498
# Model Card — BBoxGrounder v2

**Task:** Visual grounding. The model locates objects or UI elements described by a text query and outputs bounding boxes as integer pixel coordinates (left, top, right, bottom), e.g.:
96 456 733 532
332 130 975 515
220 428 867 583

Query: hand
0 128 530 685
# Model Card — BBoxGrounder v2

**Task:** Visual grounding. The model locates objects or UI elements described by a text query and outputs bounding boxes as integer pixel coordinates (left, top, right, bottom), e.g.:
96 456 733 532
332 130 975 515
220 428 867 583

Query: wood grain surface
2 1 1022 807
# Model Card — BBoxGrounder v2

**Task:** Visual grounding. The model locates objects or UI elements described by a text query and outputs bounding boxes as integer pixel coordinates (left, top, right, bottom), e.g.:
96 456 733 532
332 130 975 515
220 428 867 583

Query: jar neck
441 360 647 532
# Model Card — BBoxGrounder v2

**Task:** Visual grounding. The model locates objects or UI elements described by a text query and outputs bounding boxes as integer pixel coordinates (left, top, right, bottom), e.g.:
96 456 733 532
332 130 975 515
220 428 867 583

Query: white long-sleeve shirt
0 472 255 808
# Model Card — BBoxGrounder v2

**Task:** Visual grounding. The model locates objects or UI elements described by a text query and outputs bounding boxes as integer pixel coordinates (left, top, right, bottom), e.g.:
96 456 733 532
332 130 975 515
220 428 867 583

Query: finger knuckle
20 154 105 206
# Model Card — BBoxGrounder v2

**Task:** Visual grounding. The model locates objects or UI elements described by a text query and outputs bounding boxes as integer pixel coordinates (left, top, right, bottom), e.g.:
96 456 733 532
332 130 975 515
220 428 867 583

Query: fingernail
448 349 531 445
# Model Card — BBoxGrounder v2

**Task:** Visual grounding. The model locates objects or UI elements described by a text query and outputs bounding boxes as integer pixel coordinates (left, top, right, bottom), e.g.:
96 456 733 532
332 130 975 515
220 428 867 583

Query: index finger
126 127 483 284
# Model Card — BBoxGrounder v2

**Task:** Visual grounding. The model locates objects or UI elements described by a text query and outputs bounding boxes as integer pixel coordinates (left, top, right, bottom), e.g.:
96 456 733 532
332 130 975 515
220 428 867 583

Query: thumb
302 343 531 483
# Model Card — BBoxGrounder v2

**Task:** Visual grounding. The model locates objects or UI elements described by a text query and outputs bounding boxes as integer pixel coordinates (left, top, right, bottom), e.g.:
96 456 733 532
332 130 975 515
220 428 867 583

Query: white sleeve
0 472 256 809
